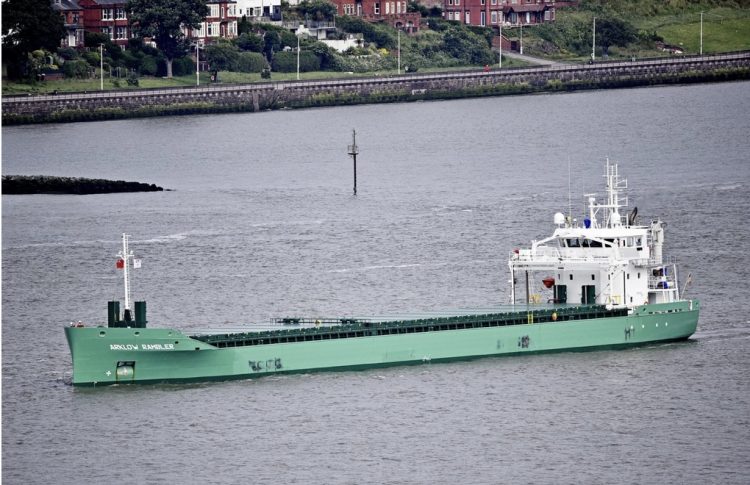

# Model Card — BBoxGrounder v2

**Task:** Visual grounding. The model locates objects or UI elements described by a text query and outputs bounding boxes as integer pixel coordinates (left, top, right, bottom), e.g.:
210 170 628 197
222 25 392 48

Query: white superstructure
509 160 681 309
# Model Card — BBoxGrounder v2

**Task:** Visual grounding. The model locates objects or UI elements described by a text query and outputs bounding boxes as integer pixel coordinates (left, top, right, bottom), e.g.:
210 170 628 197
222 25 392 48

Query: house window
455 0 459 5
228 5 236 16
465 11 469 23
491 11 497 24
385 2 390 13
491 0 497 4
591 274 596 280
115 8 126 20
116 26 127 39
209 4 220 17
221 6 225 18
569 274 573 281
101 8 113 20
374 3 380 14
481 0 485 4
480 11 486 25
101 27 112 39
396 1 401 13
207 22 220 37
228 21 237 36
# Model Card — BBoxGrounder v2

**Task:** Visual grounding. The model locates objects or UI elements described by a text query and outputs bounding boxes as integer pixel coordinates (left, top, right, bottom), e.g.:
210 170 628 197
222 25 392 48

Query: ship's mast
588 159 628 228
117 233 134 313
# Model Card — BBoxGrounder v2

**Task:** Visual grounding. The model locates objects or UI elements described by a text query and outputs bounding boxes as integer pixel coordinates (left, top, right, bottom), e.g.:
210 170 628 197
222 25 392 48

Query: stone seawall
3 52 749 125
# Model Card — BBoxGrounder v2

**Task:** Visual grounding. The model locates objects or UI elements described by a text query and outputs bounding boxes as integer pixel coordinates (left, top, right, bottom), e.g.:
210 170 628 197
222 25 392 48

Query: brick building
328 0 422 32
52 0 238 49
52 0 85 48
77 0 130 47
184 1 239 45
444 0 568 29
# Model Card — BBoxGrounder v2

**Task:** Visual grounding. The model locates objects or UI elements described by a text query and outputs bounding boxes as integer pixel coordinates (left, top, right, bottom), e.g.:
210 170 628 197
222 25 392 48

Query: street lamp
296 34 300 81
498 20 502 69
591 16 596 62
100 43 104 90
700 11 703 55
397 29 401 75
196 42 200 86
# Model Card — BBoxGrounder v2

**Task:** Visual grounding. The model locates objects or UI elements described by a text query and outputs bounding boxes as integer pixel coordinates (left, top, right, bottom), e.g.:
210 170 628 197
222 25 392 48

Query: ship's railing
511 248 613 265
190 304 629 349
270 317 371 326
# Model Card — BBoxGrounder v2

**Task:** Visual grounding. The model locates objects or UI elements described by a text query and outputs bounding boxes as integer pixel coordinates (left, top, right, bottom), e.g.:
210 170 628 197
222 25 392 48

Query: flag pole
117 233 133 319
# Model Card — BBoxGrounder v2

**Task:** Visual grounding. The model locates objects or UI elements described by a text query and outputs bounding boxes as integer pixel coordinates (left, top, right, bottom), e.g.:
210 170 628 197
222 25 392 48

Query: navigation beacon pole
348 129 359 196
117 233 134 321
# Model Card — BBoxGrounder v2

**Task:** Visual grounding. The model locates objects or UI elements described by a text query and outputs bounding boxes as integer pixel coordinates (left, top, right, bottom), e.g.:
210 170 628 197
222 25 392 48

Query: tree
2 0 65 79
126 0 209 78
296 1 336 21
597 17 637 56
204 41 240 71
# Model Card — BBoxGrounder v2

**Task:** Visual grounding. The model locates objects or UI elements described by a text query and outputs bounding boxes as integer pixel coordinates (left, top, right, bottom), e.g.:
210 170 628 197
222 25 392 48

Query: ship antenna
567 157 572 226
116 233 134 319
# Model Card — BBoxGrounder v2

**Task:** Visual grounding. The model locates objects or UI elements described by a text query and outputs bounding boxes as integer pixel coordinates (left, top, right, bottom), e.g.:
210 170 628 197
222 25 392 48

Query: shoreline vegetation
3 55 749 125
2 175 166 195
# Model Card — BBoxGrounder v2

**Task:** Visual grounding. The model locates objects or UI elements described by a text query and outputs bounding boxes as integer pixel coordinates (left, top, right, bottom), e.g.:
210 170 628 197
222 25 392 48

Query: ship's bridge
508 161 681 310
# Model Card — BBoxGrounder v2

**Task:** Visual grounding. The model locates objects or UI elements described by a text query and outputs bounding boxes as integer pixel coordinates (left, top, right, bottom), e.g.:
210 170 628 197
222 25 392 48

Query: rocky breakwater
2 175 165 195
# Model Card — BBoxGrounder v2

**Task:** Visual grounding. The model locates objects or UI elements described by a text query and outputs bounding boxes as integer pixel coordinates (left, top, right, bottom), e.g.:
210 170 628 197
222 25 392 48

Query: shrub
140 55 159 76
172 56 195 76
63 59 91 78
57 47 79 61
271 50 320 72
236 52 268 73
236 33 264 52
83 51 100 66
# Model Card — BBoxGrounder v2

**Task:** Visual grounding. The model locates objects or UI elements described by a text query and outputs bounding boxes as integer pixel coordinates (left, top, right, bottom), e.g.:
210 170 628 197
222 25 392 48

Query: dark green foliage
238 15 253 35
236 33 264 52
597 17 638 55
280 31 299 50
408 0 429 16
261 68 271 79
271 51 320 72
337 16 397 49
2 0 66 78
172 57 195 76
204 42 240 71
63 60 91 79
296 0 336 21
82 51 101 67
84 32 111 48
263 30 282 61
57 48 79 61
126 0 209 77
236 52 268 73
442 26 495 65
140 56 159 76
307 41 338 70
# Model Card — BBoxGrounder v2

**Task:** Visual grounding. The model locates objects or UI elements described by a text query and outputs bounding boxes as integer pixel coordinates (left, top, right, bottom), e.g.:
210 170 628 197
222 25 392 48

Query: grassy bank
524 2 750 60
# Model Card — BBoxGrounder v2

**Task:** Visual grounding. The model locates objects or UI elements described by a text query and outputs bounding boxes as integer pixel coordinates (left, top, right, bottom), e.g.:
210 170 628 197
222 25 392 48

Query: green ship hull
65 301 699 386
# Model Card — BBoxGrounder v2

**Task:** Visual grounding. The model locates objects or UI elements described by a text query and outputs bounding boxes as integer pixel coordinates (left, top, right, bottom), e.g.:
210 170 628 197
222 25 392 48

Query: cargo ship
65 162 699 385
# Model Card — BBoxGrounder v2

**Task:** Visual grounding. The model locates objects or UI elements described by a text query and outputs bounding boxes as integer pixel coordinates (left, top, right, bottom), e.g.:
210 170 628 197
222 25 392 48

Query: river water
3 82 750 484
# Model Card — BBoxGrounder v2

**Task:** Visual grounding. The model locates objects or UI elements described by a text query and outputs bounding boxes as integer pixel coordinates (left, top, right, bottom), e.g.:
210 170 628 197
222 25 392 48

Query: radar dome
554 212 566 225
